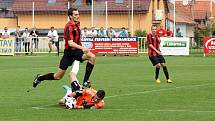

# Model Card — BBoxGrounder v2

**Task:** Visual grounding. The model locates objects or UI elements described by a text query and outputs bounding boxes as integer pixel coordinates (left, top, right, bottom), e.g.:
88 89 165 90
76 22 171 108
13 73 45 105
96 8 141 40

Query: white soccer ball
65 96 77 109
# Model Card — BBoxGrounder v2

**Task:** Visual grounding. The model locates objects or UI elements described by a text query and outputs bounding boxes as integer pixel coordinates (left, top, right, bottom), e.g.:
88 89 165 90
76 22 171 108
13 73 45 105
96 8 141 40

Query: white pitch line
32 83 215 110
105 82 215 99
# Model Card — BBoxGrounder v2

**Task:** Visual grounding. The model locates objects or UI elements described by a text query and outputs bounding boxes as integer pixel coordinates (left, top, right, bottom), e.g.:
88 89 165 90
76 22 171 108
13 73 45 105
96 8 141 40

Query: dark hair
68 6 78 16
96 90 105 99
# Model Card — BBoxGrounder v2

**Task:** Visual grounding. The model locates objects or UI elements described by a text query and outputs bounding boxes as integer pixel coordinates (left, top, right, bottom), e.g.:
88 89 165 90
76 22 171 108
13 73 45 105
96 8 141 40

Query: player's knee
156 63 161 68
89 54 96 63
54 75 63 80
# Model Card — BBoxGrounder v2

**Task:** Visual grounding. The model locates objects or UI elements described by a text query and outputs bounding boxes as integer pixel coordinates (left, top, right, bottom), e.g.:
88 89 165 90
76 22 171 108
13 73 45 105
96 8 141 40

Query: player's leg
70 60 82 92
82 51 95 87
149 56 161 83
159 55 172 83
33 68 66 88
48 40 52 53
33 54 73 88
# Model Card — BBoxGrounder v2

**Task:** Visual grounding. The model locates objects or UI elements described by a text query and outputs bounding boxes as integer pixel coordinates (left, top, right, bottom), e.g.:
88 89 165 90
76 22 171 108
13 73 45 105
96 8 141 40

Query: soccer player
59 64 105 109
147 25 172 83
59 85 105 109
33 6 94 89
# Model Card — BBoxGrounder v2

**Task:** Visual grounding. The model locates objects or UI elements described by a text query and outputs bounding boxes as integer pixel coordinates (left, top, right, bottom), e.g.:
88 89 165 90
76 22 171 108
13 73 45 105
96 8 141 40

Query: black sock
83 62 94 84
155 67 160 80
163 66 169 80
38 73 55 81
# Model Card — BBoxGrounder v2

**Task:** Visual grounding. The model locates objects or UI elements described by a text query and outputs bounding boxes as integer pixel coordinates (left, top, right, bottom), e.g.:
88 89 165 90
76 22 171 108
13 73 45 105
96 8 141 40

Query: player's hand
157 51 161 55
82 48 90 53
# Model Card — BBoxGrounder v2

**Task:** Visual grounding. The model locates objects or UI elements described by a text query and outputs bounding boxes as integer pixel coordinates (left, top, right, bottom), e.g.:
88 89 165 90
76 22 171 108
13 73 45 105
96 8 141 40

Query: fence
10 36 204 55
14 36 62 55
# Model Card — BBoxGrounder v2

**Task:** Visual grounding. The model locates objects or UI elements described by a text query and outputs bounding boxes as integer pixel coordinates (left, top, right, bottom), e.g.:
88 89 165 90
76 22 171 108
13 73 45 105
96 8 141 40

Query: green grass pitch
0 54 215 121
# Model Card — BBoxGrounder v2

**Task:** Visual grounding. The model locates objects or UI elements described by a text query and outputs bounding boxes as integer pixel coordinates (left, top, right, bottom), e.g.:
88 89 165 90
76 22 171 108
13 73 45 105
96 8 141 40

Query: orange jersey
76 88 105 109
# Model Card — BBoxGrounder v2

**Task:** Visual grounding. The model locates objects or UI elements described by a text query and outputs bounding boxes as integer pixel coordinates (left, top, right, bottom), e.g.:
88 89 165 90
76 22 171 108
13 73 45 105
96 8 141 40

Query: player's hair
96 90 105 99
68 6 78 16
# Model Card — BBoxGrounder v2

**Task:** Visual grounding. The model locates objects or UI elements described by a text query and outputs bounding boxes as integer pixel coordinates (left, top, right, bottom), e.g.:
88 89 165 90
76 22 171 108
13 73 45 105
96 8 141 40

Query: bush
134 30 147 37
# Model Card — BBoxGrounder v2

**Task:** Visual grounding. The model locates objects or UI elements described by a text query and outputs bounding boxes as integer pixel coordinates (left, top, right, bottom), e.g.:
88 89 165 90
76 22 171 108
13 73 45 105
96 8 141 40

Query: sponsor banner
81 37 138 55
160 37 189 55
204 37 215 54
0 38 14 56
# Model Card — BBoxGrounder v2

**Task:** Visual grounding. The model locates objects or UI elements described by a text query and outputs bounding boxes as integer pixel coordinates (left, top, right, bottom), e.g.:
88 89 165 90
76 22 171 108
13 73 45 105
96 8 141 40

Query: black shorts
59 49 84 70
52 41 59 46
149 55 166 66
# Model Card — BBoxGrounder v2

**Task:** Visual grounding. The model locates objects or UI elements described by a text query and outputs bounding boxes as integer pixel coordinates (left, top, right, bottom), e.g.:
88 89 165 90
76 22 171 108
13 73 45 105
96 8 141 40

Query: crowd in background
0 26 130 54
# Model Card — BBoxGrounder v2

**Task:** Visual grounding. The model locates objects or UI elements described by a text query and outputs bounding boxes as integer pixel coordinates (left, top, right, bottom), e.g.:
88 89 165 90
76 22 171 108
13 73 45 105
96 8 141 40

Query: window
86 0 92 6
74 0 81 6
116 0 124 4
48 0 56 4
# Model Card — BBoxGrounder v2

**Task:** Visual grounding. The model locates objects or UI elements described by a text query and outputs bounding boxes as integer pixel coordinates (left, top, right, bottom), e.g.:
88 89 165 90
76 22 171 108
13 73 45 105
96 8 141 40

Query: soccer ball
65 96 77 109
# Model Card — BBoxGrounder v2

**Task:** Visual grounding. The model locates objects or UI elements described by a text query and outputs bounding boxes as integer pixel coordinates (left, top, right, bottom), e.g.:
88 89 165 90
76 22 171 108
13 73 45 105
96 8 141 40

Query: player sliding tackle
58 60 105 109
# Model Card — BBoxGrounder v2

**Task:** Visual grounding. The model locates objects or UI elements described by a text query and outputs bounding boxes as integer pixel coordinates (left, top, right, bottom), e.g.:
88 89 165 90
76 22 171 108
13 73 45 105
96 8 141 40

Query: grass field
0 54 215 121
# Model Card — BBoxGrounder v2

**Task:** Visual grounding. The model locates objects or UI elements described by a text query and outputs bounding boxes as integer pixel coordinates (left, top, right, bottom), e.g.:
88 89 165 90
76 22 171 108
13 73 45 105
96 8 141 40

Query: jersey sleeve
68 25 74 42
147 34 152 45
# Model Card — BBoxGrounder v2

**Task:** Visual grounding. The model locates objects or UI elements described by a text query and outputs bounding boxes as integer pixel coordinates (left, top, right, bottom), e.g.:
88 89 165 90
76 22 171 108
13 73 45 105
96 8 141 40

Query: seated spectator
176 27 183 37
107 27 116 37
81 27 90 37
156 25 166 37
97 27 107 37
89 27 97 37
118 27 128 37
2 27 10 39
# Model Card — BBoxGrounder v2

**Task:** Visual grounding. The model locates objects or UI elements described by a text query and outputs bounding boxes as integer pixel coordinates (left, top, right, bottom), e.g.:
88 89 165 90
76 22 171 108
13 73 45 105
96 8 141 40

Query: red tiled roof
12 0 68 13
193 1 215 20
12 0 151 14
168 1 195 24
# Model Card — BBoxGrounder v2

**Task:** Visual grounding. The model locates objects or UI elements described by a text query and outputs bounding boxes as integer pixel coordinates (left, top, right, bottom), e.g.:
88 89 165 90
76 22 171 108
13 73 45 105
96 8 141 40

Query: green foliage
194 23 215 48
134 29 147 37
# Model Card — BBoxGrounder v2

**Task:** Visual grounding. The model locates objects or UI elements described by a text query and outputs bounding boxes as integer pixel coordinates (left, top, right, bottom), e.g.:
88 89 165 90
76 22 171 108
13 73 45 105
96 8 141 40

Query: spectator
166 28 173 37
156 25 166 37
89 27 97 37
176 27 182 37
2 27 10 39
107 27 116 37
47 26 59 53
15 26 22 52
81 27 90 37
30 26 39 49
22 28 31 55
118 27 128 37
97 27 107 37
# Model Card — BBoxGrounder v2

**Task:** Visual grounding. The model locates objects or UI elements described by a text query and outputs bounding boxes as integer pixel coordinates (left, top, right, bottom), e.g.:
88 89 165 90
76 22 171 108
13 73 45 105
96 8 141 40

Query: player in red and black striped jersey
33 6 95 91
147 25 172 83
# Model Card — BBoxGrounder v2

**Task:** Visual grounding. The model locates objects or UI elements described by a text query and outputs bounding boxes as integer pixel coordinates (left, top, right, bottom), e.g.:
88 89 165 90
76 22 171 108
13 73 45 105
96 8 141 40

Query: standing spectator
147 25 172 83
2 27 10 39
176 27 182 37
118 27 128 37
107 27 116 37
89 27 97 37
156 25 166 37
30 26 39 49
81 27 90 37
97 27 107 37
166 28 173 37
47 26 59 53
15 26 22 52
22 28 31 55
